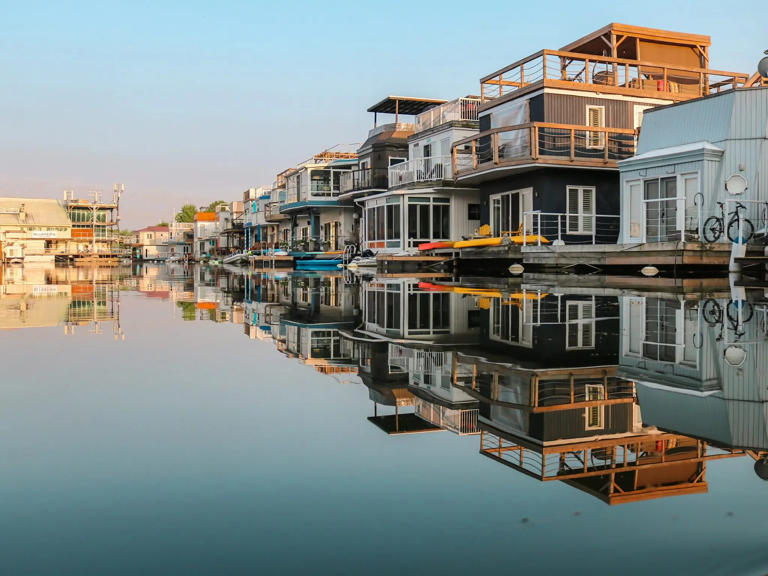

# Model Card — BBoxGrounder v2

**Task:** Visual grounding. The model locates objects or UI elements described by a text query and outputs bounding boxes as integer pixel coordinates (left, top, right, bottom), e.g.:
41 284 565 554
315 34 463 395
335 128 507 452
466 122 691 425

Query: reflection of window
585 384 605 430
567 186 595 234
566 300 595 349
490 298 533 347
310 330 342 359
407 291 450 335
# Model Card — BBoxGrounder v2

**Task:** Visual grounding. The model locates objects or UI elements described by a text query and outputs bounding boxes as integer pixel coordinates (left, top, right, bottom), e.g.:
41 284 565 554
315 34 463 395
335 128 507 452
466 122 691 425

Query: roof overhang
367 96 447 116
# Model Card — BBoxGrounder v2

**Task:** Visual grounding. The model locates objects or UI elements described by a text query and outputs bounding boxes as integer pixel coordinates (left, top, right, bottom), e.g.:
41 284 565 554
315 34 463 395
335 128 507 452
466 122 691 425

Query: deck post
531 126 538 159
492 133 499 164
472 140 478 169
570 129 575 161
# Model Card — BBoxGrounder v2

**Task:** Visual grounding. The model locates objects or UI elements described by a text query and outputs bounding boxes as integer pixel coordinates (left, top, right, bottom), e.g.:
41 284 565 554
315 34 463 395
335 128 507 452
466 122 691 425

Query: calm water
1 264 768 575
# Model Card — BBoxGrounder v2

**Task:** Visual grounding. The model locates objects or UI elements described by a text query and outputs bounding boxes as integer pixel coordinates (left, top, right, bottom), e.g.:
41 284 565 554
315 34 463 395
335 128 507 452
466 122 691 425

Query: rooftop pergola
367 95 447 127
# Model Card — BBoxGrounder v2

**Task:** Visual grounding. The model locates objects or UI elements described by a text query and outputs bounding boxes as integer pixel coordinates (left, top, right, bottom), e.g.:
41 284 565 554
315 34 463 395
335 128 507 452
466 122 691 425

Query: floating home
344 95 484 253
451 24 748 246
280 149 359 253
618 87 768 267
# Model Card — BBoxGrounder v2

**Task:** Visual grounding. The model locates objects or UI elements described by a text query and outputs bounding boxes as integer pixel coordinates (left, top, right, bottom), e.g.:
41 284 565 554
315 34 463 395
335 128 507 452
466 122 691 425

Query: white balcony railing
415 97 481 132
388 155 453 188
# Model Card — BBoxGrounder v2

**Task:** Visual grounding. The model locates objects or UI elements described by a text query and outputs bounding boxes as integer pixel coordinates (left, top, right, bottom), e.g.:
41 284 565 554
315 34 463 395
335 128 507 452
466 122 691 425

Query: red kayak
417 241 455 251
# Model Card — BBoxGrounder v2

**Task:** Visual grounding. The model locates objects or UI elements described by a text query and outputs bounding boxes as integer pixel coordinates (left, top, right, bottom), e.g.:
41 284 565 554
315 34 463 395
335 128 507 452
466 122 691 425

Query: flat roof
367 96 446 115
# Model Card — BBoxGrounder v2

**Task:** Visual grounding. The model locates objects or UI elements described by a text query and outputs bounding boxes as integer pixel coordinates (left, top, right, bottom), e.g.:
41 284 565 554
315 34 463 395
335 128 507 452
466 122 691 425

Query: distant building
134 225 170 260
192 212 217 260
0 198 72 263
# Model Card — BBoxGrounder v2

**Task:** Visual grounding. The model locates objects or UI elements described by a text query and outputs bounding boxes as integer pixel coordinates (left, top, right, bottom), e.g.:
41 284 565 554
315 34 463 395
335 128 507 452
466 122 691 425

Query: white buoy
641 266 659 277
508 263 524 275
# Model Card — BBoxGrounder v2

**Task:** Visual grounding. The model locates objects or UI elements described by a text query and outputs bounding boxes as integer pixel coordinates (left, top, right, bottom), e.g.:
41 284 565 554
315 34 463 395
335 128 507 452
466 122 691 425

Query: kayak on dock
417 241 455 251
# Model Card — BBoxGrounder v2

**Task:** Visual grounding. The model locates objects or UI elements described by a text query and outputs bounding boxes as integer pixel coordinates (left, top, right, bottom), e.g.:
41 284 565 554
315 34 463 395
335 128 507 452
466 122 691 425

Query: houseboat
618 86 768 270
447 23 749 269
358 95 483 254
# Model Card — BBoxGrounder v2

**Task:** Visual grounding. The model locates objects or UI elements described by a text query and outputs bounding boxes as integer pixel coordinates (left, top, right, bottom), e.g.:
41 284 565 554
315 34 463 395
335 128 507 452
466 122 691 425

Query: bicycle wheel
703 216 723 242
701 298 723 326
727 217 755 243
727 300 754 326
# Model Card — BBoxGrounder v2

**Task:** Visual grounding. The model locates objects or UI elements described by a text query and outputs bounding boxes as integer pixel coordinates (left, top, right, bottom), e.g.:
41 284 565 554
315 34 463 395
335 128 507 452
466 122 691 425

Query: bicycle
702 201 754 243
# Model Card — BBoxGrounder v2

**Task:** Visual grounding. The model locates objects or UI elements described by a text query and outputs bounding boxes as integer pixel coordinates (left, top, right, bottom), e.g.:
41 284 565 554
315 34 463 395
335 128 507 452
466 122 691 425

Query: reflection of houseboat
277 273 359 375
620 295 768 455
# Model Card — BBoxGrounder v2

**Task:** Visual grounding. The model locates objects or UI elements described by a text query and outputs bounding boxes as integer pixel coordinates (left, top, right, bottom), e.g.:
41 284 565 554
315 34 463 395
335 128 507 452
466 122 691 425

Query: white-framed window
566 186 595 234
566 300 595 350
585 384 605 430
388 156 406 167
586 105 605 149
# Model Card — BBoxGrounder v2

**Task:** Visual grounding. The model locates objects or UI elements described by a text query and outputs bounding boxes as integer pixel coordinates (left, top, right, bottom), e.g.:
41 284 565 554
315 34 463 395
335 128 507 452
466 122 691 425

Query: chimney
18 203 26 224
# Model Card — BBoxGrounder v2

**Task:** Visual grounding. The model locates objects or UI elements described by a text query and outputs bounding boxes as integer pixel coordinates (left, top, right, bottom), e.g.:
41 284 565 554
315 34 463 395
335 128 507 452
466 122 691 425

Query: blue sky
0 0 764 227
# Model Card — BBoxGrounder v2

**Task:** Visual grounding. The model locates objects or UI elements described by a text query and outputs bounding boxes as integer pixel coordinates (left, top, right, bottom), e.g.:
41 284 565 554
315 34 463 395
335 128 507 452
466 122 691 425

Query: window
585 384 605 430
644 177 679 242
627 180 643 240
566 186 595 234
406 197 450 247
468 204 481 220
388 157 406 167
586 105 605 149
566 300 595 349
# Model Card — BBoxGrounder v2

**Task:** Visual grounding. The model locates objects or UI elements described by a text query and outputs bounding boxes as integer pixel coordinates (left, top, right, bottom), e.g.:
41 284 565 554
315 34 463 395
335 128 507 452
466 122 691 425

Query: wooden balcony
480 49 748 104
452 122 637 180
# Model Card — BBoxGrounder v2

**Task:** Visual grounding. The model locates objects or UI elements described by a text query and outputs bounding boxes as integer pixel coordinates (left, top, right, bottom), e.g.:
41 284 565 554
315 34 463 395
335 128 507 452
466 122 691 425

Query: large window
566 186 595 234
490 189 532 235
406 197 450 248
644 177 678 242
366 198 401 248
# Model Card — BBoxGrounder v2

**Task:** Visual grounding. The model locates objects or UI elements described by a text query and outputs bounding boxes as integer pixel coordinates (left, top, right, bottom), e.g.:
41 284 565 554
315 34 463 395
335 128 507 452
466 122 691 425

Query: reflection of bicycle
702 298 753 339
703 202 754 243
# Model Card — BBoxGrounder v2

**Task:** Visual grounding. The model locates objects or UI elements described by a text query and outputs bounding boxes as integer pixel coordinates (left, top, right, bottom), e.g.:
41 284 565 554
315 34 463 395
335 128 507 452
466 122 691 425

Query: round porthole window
725 173 748 195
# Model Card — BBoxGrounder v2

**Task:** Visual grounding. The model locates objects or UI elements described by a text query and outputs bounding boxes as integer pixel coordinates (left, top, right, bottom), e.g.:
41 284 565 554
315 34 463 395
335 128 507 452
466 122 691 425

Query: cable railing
389 155 453 188
414 97 481 132
479 49 749 102
522 211 621 245
453 123 636 177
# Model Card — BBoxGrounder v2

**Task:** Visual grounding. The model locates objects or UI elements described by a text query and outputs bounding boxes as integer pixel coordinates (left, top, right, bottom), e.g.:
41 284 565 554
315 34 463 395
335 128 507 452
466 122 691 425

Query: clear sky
0 0 764 228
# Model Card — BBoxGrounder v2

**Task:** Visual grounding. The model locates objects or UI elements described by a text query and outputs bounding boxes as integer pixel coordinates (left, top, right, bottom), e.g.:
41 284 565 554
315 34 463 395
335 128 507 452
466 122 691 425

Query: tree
158 221 169 227
206 200 227 212
175 204 197 223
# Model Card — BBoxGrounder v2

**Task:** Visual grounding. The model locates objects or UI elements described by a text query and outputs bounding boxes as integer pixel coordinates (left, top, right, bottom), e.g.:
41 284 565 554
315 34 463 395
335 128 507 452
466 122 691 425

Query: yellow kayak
453 237 503 249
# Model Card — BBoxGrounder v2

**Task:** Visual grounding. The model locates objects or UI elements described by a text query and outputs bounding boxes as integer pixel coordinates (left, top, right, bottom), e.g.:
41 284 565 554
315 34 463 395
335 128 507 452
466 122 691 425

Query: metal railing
389 155 453 188
453 123 636 176
480 49 749 101
522 211 621 245
339 168 389 194
264 202 288 221
414 398 479 435
414 97 481 132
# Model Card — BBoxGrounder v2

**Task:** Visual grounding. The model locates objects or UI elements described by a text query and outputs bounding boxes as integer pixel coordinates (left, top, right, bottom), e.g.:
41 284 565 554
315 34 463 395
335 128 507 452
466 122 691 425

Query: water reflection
4 263 768 507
